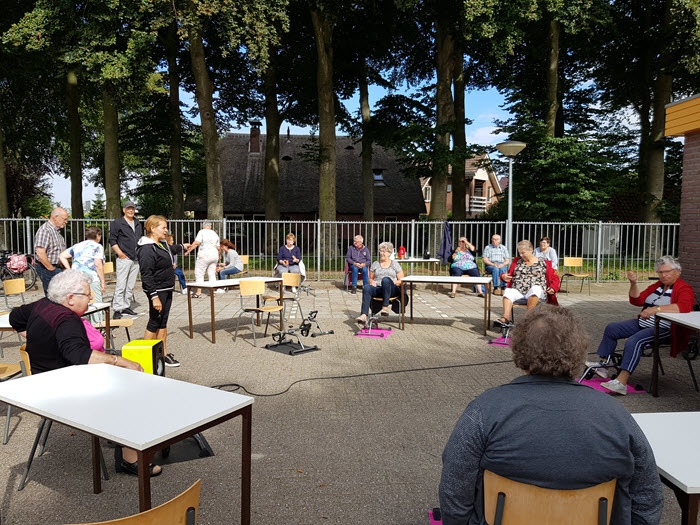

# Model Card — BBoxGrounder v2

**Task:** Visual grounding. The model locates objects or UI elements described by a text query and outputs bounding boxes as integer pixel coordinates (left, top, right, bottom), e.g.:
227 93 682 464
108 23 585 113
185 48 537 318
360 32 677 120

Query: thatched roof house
186 125 426 220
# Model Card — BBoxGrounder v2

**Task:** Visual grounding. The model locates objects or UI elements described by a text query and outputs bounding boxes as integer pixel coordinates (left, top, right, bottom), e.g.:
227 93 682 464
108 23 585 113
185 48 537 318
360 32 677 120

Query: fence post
596 221 603 283
317 219 321 282
26 217 32 254
410 219 416 259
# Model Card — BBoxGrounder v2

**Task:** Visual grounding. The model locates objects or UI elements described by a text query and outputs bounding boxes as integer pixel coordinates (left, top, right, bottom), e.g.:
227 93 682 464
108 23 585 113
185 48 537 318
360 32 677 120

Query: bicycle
0 250 38 290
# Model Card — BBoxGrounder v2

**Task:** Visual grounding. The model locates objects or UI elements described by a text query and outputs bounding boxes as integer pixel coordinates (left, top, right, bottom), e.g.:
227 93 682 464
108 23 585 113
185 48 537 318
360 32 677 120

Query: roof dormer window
373 169 386 187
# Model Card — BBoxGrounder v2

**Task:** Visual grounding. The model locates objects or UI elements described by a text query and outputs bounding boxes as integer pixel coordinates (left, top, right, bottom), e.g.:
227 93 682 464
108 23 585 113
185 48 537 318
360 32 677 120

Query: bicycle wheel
22 265 37 289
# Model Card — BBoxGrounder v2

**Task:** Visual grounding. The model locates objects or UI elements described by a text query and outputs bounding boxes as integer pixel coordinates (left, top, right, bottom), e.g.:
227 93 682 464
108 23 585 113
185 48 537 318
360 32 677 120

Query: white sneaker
291 286 298 294
600 379 627 395
214 289 226 294
181 288 188 295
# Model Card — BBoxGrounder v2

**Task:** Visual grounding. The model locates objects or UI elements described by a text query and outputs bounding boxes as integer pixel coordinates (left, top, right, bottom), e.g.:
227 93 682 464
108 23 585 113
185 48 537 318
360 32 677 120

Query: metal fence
0 218 680 282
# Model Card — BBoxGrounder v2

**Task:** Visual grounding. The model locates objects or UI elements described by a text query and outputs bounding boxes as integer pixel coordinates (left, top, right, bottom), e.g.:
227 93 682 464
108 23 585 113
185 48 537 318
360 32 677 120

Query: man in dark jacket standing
108 201 143 319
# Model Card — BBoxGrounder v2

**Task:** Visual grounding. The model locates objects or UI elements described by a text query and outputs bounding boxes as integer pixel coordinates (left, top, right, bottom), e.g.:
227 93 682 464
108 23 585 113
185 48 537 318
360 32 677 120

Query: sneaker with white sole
164 353 181 367
181 288 188 295
600 379 627 395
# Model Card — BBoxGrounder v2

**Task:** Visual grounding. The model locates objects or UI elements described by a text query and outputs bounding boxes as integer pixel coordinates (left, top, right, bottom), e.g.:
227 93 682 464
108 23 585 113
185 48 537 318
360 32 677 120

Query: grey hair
517 240 534 252
47 269 91 304
655 256 681 272
202 220 213 229
378 241 394 253
354 235 364 243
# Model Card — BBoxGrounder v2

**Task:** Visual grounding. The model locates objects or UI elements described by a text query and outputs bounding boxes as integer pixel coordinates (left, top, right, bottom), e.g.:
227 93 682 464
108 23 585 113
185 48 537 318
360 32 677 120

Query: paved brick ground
1 279 698 524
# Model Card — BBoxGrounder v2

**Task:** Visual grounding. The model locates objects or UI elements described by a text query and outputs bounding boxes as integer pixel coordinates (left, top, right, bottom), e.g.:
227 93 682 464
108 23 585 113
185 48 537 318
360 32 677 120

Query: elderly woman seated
9 269 162 477
495 240 560 327
587 256 695 395
355 241 405 325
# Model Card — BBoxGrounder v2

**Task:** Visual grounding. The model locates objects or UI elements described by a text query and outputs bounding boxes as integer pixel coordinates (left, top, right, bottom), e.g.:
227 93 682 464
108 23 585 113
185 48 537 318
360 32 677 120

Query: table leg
91 436 102 495
487 282 492 327
105 308 111 349
410 282 414 323
137 449 156 512
652 316 660 397
663 477 700 525
482 284 488 336
210 292 216 344
188 290 193 339
401 289 405 330
241 405 252 525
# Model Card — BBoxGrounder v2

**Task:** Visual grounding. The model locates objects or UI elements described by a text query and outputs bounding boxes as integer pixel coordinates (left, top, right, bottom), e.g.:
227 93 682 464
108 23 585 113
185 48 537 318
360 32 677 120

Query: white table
652 311 700 397
0 364 254 520
400 275 493 335
187 277 283 343
396 258 441 291
633 412 700 524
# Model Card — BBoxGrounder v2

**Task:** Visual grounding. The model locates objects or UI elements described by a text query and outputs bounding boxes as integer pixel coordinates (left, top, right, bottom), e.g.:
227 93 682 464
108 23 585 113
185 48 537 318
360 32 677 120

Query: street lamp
496 140 526 255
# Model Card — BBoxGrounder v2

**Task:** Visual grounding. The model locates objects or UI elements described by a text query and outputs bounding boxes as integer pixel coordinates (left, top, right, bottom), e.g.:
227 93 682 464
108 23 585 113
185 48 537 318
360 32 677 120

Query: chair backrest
239 279 265 297
103 261 115 275
563 257 583 269
19 344 31 376
281 272 301 287
483 470 616 525
65 479 201 525
4 278 25 295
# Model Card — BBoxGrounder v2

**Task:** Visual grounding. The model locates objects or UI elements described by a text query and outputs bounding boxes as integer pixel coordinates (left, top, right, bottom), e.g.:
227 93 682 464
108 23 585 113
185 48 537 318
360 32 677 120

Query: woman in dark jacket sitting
136 215 189 368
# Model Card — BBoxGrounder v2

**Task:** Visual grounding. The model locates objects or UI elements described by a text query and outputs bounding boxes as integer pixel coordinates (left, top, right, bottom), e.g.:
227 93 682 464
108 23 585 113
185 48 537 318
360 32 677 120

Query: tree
88 192 107 220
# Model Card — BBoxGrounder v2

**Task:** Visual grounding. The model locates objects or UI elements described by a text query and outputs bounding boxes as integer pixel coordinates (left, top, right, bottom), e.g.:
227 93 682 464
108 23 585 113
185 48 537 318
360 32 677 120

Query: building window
423 186 432 202
487 187 493 200
447 184 452 193
373 169 386 187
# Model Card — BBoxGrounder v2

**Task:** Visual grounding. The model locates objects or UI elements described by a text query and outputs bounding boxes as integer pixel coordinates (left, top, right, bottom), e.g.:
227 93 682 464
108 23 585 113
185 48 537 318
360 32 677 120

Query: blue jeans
485 265 508 288
174 266 187 289
597 318 669 374
219 267 241 279
35 264 62 297
361 277 401 315
450 266 485 294
349 265 369 287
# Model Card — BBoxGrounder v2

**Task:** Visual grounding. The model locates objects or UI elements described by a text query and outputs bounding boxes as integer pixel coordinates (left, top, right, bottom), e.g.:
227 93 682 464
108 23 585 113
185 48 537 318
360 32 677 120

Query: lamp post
496 140 526 255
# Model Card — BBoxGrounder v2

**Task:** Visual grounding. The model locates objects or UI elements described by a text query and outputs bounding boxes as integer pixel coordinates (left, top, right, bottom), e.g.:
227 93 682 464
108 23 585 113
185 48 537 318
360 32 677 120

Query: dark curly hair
510 305 589 379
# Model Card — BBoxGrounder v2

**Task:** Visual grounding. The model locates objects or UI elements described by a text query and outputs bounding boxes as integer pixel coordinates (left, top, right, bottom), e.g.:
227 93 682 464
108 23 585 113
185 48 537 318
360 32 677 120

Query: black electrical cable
211 358 514 397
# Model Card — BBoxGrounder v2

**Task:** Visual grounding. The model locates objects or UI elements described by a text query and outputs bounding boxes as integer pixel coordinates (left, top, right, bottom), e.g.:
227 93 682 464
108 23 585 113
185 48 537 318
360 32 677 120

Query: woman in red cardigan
587 255 695 395
494 240 560 327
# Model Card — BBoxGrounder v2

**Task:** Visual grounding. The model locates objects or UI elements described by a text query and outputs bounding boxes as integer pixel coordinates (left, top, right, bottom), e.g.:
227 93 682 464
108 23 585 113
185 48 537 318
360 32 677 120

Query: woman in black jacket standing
136 215 190 367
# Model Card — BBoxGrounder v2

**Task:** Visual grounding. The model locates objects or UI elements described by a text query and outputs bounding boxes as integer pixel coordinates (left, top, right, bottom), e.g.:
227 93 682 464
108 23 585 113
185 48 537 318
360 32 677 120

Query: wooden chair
3 278 26 309
238 255 249 277
2 344 29 444
94 318 134 349
562 257 591 295
103 261 116 284
65 479 201 524
483 470 616 525
233 279 284 346
263 272 303 323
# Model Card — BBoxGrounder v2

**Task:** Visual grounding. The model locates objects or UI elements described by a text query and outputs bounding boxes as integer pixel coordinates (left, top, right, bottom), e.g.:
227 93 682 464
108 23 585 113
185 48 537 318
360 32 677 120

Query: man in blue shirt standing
346 235 371 294
482 234 510 295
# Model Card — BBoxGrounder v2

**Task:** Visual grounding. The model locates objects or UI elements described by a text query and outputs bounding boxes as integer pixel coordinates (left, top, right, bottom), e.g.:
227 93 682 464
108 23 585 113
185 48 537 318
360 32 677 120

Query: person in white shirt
184 220 220 298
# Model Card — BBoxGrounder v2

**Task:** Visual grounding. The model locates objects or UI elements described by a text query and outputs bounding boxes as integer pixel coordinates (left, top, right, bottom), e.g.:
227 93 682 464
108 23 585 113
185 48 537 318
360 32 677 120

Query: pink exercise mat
354 327 393 338
579 376 646 394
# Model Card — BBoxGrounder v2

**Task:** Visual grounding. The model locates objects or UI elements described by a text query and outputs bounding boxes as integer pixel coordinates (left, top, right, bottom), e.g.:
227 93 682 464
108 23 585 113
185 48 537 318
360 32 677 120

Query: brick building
667 95 700 291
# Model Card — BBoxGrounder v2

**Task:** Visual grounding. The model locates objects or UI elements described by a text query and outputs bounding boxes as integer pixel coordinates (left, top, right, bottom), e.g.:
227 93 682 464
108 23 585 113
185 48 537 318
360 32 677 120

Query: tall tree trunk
0 125 7 221
451 42 467 221
166 22 185 219
360 75 374 221
311 8 336 221
66 71 84 218
263 52 281 220
430 15 454 221
545 18 560 138
188 18 223 219
102 84 121 219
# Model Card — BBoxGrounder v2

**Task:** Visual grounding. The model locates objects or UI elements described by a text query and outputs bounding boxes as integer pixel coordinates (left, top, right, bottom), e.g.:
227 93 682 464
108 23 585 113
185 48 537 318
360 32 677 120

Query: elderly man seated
9 269 162 477
494 240 559 327
439 305 663 524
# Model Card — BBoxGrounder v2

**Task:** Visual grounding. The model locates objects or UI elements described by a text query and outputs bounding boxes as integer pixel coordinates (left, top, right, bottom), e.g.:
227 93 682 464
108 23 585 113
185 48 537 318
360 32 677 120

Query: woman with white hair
184 220 220 298
355 241 404 325
587 255 695 395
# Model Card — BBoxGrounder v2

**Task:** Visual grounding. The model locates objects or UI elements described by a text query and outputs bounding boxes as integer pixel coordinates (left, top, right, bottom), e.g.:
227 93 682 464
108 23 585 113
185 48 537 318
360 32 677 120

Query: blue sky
52 87 509 208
